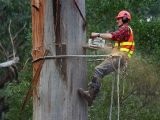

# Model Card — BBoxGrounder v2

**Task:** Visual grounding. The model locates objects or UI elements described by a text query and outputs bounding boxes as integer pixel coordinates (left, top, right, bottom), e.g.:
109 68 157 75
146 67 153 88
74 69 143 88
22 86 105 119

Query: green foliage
0 0 31 62
86 0 160 61
88 56 160 120
134 20 160 62
4 63 32 120
86 0 160 33
86 0 160 119
0 0 32 119
1 0 160 119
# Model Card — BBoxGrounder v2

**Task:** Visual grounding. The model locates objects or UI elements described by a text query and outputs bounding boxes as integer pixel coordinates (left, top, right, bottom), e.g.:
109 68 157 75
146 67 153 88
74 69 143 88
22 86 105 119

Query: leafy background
0 0 160 120
86 0 160 120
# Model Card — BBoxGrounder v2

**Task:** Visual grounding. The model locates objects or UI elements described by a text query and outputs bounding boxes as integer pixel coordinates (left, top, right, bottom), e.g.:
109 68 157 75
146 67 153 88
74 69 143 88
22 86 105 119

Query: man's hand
90 32 100 38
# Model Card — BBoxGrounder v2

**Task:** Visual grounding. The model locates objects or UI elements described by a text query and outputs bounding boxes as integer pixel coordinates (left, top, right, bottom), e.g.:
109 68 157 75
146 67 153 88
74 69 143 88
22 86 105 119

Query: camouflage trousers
93 55 128 79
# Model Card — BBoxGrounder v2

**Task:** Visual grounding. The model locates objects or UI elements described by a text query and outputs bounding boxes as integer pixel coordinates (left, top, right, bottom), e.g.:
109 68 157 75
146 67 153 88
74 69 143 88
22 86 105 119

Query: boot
78 77 101 106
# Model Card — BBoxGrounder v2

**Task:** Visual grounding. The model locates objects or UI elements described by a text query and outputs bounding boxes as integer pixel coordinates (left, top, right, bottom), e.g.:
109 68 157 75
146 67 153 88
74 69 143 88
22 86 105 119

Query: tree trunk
32 0 87 120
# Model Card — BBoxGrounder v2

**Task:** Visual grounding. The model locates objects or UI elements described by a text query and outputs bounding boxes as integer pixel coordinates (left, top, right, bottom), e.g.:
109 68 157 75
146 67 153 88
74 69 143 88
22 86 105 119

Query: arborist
78 10 135 106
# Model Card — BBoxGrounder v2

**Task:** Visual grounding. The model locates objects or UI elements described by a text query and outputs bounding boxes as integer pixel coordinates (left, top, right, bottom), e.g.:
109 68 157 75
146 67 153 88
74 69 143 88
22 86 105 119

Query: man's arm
91 25 130 42
91 32 112 40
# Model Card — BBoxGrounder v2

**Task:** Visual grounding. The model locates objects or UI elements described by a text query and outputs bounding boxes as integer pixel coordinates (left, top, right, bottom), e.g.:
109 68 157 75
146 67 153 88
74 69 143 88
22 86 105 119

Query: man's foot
78 88 93 106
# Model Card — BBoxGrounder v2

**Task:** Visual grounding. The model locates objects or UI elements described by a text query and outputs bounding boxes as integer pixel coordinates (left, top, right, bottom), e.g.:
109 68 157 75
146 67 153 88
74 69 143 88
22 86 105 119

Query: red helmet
116 10 131 20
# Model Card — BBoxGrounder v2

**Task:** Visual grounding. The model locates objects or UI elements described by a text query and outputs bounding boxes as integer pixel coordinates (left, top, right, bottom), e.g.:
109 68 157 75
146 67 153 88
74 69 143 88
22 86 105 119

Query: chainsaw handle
90 32 100 38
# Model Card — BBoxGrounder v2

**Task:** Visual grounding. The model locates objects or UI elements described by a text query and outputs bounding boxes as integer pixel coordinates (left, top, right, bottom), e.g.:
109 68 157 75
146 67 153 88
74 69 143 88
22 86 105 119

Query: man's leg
78 76 101 106
78 56 126 106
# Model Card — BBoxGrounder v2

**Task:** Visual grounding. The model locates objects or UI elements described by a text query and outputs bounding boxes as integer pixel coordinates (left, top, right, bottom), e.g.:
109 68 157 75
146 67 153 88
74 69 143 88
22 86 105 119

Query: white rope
32 54 120 63
109 73 116 120
117 57 121 120
121 62 128 98
109 56 122 120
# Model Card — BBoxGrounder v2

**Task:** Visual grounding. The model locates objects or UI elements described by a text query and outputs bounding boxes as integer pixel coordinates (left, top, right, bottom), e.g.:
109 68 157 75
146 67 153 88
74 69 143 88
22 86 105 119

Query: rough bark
32 0 87 120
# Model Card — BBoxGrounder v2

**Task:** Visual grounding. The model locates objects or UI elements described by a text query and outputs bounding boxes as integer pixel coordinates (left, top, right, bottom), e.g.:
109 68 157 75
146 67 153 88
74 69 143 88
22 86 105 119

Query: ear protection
122 13 129 23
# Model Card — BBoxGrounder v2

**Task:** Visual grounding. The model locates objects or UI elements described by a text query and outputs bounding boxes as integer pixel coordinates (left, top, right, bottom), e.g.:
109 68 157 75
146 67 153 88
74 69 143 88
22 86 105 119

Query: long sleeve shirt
110 24 130 42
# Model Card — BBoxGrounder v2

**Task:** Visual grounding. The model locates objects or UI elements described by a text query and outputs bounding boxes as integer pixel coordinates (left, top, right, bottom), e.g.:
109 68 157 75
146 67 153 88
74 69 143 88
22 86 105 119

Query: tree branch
0 42 8 59
8 20 27 58
8 20 16 58
0 57 19 68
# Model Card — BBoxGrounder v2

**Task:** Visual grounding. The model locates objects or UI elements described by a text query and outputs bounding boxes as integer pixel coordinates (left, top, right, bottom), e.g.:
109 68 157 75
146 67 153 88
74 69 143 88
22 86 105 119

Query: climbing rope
109 72 116 120
32 54 116 63
109 56 122 120
117 57 121 120
121 62 128 98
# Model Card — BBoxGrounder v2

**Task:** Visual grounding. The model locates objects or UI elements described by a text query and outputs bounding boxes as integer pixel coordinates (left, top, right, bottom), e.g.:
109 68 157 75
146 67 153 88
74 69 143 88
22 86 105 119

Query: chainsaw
88 37 105 48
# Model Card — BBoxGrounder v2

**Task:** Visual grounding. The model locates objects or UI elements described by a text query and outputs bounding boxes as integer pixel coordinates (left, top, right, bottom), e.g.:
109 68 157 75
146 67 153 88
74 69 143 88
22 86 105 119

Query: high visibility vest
114 26 135 58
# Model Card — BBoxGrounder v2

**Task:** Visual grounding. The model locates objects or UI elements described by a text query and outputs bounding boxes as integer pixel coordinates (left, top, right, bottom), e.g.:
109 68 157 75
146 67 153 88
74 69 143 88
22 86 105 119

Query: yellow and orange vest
114 26 135 58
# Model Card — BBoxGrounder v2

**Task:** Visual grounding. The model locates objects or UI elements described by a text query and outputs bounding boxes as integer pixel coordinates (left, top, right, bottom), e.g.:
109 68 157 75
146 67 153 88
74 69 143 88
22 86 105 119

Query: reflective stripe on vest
114 26 135 58
115 42 135 46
